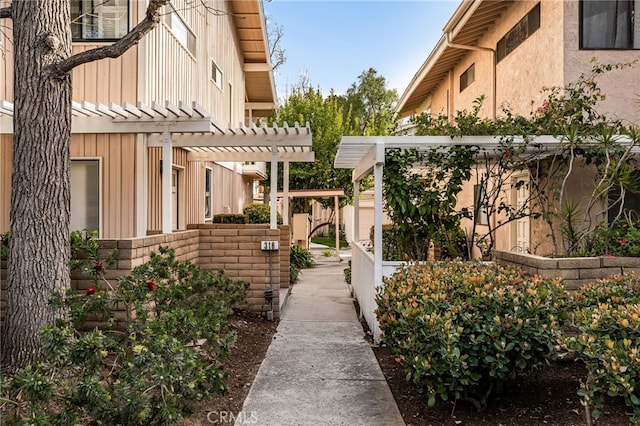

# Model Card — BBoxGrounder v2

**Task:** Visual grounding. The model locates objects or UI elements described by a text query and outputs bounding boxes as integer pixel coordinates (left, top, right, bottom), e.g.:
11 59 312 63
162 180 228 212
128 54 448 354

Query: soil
373 345 633 426
181 308 633 426
180 310 279 425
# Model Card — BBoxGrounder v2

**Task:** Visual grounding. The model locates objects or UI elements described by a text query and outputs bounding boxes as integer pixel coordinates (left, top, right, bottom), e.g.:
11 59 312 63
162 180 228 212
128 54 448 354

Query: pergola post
283 161 290 226
334 195 340 259
162 128 173 234
353 180 360 242
270 144 278 230
373 142 384 288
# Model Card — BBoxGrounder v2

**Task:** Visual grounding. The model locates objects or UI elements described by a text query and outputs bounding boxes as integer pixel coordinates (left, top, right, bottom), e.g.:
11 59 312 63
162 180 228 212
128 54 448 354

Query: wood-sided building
0 0 313 239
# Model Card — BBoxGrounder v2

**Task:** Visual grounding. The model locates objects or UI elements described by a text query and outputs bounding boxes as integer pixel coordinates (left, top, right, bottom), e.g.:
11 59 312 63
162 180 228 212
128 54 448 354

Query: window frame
459 63 475 92
579 0 639 50
496 3 541 62
164 7 197 55
204 167 213 221
71 0 130 42
70 158 102 237
211 59 223 91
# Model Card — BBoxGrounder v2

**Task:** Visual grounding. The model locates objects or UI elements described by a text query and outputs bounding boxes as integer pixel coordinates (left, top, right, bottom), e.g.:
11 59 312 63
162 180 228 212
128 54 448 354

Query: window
71 0 129 41
497 3 540 62
460 64 475 92
204 168 213 220
474 184 489 226
211 60 223 90
164 9 196 54
71 160 100 234
580 0 639 49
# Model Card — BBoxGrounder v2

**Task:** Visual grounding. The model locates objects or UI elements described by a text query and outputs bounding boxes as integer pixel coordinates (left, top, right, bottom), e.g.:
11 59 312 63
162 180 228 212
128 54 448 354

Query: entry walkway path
237 251 405 425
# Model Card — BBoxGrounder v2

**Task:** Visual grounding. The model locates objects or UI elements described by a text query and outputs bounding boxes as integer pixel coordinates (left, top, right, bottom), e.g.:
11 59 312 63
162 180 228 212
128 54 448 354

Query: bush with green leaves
565 274 640 423
376 261 570 410
243 203 282 224
1 246 249 425
289 244 314 283
578 217 640 257
212 213 248 224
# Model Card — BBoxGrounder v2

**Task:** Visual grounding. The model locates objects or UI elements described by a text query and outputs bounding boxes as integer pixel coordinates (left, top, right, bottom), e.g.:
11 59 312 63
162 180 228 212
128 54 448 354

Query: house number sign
260 241 279 251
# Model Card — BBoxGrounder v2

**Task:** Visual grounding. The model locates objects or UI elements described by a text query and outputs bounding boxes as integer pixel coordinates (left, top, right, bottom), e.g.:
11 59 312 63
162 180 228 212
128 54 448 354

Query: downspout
445 32 497 120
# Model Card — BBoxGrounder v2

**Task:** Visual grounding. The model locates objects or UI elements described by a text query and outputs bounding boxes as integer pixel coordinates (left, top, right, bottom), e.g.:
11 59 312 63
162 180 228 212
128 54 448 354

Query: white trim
70 157 103 239
135 134 147 237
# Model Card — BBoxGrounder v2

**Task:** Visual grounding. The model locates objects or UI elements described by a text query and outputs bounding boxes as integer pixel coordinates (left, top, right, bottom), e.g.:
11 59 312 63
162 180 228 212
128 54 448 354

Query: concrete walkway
237 250 405 426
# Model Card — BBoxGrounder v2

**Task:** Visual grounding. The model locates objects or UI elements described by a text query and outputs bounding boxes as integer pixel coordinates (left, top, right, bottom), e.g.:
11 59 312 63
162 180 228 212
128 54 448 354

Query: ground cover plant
566 274 640 424
289 244 314 283
0 233 249 425
376 261 570 411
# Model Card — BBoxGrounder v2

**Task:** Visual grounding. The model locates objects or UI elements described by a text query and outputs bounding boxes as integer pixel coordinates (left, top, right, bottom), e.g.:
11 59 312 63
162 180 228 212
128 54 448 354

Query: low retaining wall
494 250 640 290
1 225 291 327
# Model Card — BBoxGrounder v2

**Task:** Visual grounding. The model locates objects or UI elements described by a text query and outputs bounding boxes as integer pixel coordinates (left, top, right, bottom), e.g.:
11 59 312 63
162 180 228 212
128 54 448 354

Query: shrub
290 244 314 270
289 244 313 284
343 267 351 284
579 218 640 257
376 261 570 410
213 213 247 224
243 203 282 224
565 274 640 423
1 246 249 425
370 224 406 261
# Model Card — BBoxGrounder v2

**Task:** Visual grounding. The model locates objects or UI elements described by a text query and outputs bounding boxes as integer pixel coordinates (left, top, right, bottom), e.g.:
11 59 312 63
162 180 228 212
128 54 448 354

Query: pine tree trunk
1 0 72 371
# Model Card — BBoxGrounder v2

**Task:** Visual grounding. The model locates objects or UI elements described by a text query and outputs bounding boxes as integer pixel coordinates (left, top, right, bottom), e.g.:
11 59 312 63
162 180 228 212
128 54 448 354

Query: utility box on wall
292 213 309 249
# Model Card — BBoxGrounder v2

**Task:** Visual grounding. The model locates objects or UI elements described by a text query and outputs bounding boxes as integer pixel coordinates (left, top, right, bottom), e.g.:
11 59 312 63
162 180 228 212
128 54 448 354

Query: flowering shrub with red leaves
1 239 249 425
565 274 640 423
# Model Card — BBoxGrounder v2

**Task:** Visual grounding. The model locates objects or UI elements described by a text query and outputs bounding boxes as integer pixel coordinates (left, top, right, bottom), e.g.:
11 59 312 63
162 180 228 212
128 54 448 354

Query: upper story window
580 0 639 49
164 9 196 55
497 3 541 62
211 60 223 90
460 63 475 92
71 0 129 41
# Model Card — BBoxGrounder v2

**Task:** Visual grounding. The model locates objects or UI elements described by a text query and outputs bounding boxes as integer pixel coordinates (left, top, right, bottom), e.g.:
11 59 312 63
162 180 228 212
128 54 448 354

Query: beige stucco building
397 0 640 256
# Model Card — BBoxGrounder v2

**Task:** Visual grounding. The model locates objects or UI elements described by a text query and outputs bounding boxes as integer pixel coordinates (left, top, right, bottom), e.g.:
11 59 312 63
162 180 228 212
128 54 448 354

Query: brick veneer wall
192 224 285 318
1 226 291 327
494 250 640 290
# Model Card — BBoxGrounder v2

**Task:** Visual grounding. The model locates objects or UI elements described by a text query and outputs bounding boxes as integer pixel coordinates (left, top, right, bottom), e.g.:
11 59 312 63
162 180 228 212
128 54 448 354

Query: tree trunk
1 0 72 371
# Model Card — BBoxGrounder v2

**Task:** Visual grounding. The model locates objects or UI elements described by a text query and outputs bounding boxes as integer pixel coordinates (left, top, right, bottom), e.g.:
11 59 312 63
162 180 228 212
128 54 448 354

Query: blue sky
263 0 460 99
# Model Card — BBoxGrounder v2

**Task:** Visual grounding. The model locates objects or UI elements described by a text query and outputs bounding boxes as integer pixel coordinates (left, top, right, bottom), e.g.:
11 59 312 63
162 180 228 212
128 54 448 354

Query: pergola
333 134 638 341
275 189 345 259
0 100 314 232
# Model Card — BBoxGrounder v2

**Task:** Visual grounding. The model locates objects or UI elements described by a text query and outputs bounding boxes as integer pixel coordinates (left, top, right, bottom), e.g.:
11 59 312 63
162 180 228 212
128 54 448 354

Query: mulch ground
181 307 633 426
373 345 632 426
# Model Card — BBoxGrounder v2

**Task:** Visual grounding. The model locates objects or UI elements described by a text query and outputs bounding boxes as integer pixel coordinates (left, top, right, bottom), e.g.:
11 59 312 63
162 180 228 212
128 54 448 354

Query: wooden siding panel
119 135 135 237
147 147 162 233
185 161 203 225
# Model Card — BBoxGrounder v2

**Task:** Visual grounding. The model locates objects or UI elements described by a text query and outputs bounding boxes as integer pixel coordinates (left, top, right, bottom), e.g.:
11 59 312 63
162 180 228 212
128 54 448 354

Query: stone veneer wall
494 250 640 291
1 225 291 327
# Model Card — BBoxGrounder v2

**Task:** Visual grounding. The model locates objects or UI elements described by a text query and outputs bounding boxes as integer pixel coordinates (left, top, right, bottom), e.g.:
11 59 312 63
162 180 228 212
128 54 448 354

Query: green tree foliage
269 69 398 211
382 147 476 261
343 68 398 136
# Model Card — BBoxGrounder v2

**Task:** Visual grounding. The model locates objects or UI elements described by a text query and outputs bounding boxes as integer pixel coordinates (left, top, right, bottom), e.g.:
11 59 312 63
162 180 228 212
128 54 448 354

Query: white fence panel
352 243 409 343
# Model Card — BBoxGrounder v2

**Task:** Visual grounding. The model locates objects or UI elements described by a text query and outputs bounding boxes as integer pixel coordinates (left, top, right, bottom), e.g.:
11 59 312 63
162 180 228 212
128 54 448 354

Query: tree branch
52 0 168 75
0 6 11 19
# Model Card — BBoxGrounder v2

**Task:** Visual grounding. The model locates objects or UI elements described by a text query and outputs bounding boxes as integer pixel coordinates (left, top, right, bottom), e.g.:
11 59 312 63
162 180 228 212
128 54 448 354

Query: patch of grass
310 237 349 249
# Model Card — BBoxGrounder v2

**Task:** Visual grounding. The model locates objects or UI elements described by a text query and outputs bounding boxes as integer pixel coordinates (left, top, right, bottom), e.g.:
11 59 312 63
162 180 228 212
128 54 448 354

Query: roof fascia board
396 0 484 118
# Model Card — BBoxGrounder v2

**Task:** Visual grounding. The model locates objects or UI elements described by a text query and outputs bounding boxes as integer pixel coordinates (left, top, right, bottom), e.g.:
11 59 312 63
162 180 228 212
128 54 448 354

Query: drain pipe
445 32 497 120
